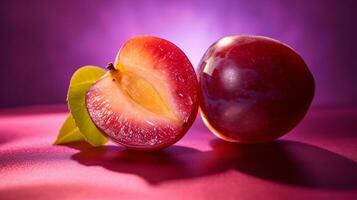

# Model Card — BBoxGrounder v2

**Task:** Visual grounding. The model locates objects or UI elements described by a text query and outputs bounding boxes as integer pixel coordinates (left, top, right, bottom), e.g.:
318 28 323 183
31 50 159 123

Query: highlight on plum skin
198 35 315 143
85 36 199 151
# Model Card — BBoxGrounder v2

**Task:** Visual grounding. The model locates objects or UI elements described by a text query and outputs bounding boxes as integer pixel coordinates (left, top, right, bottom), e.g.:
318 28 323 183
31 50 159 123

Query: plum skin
198 35 315 143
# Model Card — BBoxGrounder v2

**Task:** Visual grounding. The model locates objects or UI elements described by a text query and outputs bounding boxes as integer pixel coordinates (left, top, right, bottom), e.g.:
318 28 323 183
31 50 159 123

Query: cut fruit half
86 36 198 150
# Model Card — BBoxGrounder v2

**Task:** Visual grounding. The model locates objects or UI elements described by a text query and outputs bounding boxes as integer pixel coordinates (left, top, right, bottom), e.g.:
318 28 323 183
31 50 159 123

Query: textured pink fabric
0 105 356 200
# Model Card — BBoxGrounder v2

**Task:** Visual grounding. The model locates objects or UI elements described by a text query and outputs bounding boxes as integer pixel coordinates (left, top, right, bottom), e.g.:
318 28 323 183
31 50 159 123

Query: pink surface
0 105 357 200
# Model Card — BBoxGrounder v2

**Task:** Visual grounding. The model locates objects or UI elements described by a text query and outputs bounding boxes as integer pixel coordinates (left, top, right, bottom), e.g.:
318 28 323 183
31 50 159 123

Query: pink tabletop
0 105 356 200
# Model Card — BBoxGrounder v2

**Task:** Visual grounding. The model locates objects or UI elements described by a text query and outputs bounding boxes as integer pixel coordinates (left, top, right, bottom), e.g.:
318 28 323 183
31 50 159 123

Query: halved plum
86 36 198 150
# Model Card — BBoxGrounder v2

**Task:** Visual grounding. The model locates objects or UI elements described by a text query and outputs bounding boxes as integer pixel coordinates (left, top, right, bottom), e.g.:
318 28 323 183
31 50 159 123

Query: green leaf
67 66 108 146
54 114 85 145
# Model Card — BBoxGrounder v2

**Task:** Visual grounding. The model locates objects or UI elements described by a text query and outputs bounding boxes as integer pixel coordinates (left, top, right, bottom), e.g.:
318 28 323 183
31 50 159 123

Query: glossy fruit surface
198 35 315 143
86 36 198 150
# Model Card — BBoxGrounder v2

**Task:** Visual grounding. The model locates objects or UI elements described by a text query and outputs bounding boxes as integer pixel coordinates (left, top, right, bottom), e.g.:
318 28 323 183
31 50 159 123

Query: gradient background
1 1 357 199
0 0 356 108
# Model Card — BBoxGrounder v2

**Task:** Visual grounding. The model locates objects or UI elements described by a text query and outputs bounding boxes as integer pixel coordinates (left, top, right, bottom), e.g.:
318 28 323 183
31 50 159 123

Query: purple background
0 0 356 108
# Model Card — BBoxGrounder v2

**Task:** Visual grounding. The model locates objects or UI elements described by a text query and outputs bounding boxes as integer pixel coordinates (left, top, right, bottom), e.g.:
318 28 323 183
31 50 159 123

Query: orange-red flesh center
109 69 180 123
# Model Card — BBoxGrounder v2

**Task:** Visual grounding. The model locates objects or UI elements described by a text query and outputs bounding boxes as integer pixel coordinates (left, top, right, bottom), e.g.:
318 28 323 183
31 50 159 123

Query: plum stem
107 63 121 82
107 63 117 72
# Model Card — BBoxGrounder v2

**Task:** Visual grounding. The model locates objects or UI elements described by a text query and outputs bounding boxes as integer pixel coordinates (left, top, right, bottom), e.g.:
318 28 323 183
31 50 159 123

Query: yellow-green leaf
67 66 108 146
54 114 85 145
